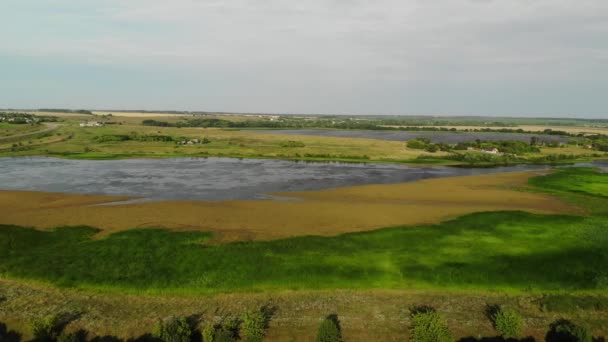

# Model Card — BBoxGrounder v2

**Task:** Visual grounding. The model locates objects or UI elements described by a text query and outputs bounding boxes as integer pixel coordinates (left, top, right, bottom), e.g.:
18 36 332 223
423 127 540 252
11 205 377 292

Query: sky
1 0 607 117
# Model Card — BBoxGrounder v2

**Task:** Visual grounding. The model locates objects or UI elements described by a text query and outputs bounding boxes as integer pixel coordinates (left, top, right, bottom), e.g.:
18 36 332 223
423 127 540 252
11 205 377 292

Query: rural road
0 123 60 142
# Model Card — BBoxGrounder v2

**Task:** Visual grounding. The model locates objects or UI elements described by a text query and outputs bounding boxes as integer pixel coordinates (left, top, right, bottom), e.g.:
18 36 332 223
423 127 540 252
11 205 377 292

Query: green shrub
153 316 192 342
31 315 62 342
546 319 592 342
202 323 215 342
425 144 438 153
492 308 522 338
410 309 453 342
315 315 341 342
241 309 266 342
407 139 430 150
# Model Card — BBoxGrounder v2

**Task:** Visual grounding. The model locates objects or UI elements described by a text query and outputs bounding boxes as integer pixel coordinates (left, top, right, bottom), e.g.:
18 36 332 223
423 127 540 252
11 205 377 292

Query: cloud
1 0 606 116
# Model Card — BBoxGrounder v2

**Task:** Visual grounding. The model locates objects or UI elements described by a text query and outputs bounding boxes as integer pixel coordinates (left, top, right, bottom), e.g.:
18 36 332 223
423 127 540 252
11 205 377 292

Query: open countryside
0 110 607 341
2 1 608 341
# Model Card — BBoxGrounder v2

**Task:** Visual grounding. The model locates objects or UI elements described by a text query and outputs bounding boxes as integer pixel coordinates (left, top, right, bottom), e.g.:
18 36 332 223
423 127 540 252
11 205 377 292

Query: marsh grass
0 210 606 294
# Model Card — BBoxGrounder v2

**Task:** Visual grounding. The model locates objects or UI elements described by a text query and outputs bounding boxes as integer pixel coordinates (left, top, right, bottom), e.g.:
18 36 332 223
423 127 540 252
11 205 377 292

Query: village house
467 146 501 154
79 121 104 127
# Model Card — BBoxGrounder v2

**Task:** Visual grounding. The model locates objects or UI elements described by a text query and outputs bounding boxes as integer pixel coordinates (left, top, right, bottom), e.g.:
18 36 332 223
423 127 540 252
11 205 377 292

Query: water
0 156 577 201
246 129 569 144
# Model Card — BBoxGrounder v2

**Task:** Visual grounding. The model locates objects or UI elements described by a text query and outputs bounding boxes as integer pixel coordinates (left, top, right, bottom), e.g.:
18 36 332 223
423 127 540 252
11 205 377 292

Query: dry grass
1 279 605 341
0 171 578 241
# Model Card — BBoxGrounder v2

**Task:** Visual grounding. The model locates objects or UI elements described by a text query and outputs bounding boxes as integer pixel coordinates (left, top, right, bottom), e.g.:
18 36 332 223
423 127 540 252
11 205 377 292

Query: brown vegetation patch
0 171 578 241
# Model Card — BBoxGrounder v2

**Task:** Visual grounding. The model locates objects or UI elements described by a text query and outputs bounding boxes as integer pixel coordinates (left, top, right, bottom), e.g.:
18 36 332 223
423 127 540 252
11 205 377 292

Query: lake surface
246 129 569 144
0 156 578 201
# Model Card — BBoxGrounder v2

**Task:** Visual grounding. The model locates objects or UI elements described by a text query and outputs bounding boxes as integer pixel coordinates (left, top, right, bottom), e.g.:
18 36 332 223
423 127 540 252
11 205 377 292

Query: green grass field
0 168 607 294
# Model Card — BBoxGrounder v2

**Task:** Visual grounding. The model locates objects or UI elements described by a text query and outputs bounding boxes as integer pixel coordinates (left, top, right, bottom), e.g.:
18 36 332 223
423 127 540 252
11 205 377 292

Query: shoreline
2 150 606 168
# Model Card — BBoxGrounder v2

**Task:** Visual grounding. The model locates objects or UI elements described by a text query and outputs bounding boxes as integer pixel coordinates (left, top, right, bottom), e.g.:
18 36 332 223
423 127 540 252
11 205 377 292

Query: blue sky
1 0 607 117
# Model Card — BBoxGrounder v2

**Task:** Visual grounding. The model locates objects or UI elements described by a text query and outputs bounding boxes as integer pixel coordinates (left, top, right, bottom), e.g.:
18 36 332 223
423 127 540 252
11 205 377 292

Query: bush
492 307 522 339
202 324 215 342
241 309 267 342
31 315 62 342
410 309 453 342
425 144 438 153
153 316 192 342
407 139 430 150
546 319 592 342
316 315 341 342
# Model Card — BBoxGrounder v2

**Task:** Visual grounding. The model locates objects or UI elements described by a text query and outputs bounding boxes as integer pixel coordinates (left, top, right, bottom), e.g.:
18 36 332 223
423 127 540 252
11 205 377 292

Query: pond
0 156 575 201
245 129 569 144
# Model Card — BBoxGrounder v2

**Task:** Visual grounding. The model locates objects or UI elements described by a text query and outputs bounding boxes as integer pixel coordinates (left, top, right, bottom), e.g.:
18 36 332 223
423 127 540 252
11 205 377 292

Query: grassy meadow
0 168 606 295
1 211 606 294
2 122 446 164
0 122 42 137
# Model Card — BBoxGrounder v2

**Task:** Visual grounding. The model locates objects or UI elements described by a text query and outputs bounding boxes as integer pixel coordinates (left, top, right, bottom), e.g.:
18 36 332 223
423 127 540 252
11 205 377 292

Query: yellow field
396 125 608 135
0 171 578 241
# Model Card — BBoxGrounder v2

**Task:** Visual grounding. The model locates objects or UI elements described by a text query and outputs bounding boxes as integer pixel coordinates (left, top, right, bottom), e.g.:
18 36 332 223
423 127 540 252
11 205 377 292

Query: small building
79 121 103 127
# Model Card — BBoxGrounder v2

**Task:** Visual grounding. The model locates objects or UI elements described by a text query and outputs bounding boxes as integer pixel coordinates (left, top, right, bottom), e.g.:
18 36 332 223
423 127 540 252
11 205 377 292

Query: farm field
389 125 608 136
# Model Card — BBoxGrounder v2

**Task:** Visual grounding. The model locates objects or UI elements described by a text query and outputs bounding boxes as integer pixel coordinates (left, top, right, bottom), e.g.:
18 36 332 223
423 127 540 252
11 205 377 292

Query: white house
79 121 103 127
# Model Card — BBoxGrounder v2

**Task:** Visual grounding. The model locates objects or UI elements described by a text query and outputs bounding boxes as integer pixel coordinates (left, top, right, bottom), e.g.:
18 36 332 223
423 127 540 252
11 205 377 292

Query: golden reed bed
0 171 578 242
